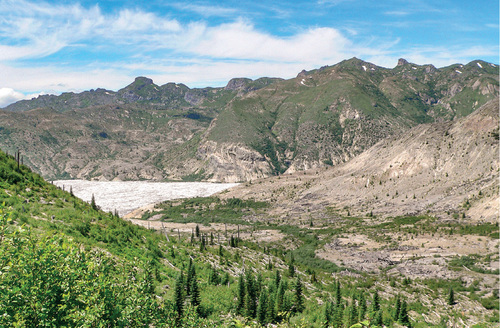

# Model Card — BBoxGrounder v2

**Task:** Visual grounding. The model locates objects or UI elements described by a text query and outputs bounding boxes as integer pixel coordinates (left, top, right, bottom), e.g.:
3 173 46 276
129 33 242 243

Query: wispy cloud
170 3 238 17
384 10 410 16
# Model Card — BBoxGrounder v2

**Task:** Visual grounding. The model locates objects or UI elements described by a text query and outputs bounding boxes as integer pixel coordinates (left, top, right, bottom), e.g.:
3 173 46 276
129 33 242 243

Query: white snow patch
460 65 464 68
490 63 496 67
455 70 462 74
300 79 305 85
412 67 417 70
362 65 367 71
105 92 111 95
370 67 375 71
54 180 239 216
477 62 483 68
154 86 159 91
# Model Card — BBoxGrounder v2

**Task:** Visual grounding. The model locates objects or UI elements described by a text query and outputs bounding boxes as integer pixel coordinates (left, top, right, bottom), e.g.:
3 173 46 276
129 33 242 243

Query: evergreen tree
371 291 380 313
358 291 367 321
274 270 281 290
90 193 99 211
256 272 263 298
257 288 268 325
323 302 332 328
236 274 246 315
393 295 401 321
174 272 185 317
266 291 277 324
210 232 214 245
331 303 343 328
372 310 383 326
448 287 455 305
195 224 200 238
191 273 201 309
186 258 194 296
200 234 206 251
218 244 224 257
294 276 304 313
399 300 410 327
209 265 219 285
288 262 295 278
345 303 358 327
335 280 342 306
245 272 257 318
276 280 285 313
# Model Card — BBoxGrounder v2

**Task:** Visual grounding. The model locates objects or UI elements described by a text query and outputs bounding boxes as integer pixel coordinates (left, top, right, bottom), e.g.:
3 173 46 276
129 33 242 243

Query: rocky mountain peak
397 58 409 66
225 78 253 91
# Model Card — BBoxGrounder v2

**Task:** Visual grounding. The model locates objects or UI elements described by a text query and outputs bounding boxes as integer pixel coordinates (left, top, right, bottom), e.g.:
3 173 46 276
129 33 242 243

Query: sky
0 0 498 107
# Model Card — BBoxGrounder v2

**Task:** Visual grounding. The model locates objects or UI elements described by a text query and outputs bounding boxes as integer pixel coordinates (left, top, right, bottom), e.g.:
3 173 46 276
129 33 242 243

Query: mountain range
0 58 498 182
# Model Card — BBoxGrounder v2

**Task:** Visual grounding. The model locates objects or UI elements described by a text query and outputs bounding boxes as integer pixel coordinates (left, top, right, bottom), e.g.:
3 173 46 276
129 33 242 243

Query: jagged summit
397 58 409 66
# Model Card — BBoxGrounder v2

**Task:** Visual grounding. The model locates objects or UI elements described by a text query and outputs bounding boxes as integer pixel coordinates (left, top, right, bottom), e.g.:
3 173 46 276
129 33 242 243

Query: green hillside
1 148 498 327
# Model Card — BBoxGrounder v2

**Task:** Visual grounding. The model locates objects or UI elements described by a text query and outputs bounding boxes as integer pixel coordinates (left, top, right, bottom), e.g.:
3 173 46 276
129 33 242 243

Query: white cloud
171 3 238 17
0 88 27 108
186 21 351 63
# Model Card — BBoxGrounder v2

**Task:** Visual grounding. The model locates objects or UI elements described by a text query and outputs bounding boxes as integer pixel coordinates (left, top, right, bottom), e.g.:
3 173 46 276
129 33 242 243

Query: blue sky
0 0 498 107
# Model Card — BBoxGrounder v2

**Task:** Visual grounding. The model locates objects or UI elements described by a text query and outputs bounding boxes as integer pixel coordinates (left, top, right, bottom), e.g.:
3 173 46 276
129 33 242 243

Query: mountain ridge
0 58 498 182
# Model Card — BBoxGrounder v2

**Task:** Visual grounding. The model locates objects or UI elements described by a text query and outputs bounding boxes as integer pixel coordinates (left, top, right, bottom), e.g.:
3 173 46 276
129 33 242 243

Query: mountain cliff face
221 97 499 221
0 58 498 182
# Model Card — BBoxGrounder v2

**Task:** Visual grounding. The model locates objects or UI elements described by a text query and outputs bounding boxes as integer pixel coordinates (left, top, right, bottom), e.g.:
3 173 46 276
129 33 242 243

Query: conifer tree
174 272 185 317
236 274 246 315
191 272 201 309
294 276 304 313
276 280 285 313
90 193 98 211
186 258 194 296
399 300 410 327
335 280 342 306
345 303 358 327
358 291 367 321
266 291 277 324
371 291 380 313
245 272 257 318
288 253 295 277
195 224 200 238
256 272 263 298
448 287 455 305
274 270 281 290
393 295 401 321
323 302 332 328
257 288 268 325
209 265 220 285
372 310 383 326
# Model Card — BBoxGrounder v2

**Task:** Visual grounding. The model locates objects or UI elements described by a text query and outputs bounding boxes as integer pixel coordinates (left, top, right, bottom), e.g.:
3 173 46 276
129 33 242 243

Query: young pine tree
399 300 410 327
448 287 455 305
245 272 257 318
257 288 268 325
186 258 194 296
294 276 305 313
371 291 380 314
393 295 401 321
191 273 201 309
276 280 286 314
236 274 246 315
174 272 185 317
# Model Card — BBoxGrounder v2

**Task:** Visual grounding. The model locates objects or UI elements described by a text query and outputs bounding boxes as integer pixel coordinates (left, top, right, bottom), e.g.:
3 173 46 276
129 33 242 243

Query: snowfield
53 180 239 215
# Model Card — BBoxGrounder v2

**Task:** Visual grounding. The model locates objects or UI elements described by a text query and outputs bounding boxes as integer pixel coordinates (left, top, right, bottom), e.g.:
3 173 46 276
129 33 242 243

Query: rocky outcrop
197 141 272 182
